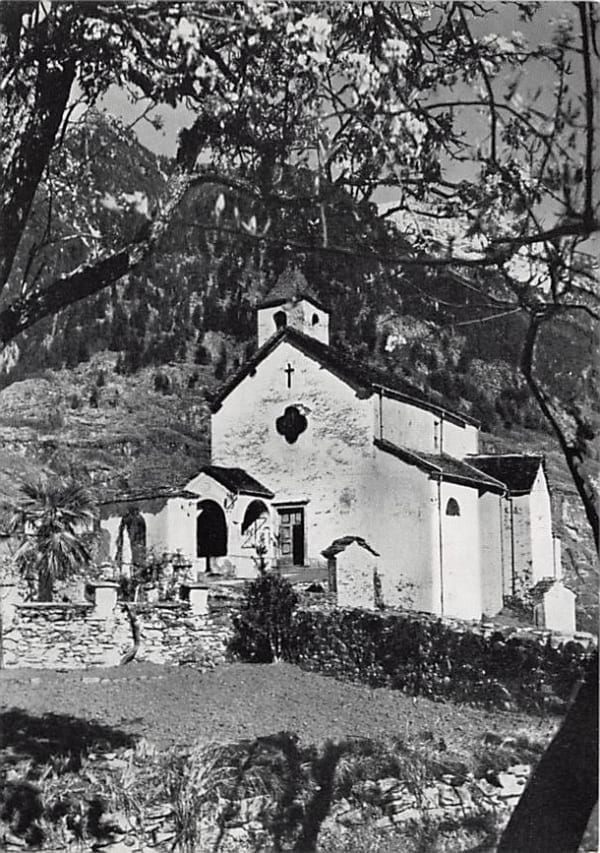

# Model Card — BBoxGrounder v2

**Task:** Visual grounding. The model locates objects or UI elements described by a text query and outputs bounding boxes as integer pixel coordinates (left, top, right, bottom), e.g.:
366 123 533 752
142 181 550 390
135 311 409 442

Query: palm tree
11 475 97 601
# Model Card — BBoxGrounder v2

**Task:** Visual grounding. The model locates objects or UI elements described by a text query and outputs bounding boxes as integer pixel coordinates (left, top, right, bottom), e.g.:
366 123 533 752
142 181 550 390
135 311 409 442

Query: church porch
185 467 275 578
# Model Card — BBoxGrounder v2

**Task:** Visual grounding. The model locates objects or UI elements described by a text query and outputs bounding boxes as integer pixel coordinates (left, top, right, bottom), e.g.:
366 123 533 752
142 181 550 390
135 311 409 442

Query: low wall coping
16 602 94 611
181 583 209 590
86 581 120 589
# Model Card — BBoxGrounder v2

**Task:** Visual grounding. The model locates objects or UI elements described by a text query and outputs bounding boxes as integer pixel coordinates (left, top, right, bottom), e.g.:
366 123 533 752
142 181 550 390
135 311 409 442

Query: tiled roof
200 466 274 498
466 455 543 495
99 486 199 505
258 268 325 311
209 326 478 428
374 439 506 492
321 536 380 559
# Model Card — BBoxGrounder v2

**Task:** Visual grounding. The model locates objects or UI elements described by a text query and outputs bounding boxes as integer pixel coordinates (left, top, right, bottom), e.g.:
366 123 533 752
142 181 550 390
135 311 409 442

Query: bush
285 609 593 713
231 572 299 662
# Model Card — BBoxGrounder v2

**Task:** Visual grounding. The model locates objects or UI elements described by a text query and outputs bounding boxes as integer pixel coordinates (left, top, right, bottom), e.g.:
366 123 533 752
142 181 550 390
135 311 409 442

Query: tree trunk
521 316 599 552
498 654 598 853
37 568 53 602
0 6 77 291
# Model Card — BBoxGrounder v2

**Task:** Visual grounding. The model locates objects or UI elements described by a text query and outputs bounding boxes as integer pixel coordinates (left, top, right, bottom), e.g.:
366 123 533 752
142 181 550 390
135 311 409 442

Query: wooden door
278 508 305 567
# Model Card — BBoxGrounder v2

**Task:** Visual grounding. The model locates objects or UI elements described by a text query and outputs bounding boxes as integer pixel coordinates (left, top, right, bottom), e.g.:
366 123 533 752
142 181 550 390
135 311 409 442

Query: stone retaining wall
46 747 530 853
0 583 233 670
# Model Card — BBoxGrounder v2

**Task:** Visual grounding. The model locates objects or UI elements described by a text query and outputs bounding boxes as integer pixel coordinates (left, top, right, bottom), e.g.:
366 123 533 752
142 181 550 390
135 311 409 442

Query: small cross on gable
284 363 295 389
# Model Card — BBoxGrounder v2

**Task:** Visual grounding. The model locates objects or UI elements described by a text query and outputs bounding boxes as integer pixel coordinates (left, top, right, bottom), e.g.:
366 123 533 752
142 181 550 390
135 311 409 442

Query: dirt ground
0 661 558 763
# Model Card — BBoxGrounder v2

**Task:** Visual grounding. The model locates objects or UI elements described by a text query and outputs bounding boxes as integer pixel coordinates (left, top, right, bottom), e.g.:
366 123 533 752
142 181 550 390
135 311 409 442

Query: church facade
99 271 573 627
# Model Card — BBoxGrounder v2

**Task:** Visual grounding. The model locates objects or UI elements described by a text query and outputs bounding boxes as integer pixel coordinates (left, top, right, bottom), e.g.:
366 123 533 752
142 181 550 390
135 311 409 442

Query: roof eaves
200 466 275 499
437 471 505 493
374 438 442 474
209 329 287 412
210 328 479 430
373 384 480 428
458 458 507 491
465 453 543 494
98 488 199 506
210 327 376 412
258 292 327 313
375 440 505 492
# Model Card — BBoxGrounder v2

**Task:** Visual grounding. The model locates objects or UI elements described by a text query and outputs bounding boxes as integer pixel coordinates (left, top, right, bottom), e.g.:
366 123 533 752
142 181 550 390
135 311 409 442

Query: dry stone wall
132 603 232 667
1 602 131 669
0 584 232 670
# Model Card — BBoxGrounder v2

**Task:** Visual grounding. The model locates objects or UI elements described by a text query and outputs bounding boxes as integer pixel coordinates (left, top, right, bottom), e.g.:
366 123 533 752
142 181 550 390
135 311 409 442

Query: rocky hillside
0 110 596 630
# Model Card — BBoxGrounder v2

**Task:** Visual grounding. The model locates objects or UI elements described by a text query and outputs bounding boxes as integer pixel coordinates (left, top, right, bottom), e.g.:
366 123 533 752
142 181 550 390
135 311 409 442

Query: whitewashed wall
442 419 479 457
185 471 273 577
377 394 478 458
528 466 555 583
438 481 482 620
212 340 377 564
165 497 197 558
378 394 437 453
100 497 197 569
368 453 437 613
509 494 532 595
257 299 329 347
478 491 505 616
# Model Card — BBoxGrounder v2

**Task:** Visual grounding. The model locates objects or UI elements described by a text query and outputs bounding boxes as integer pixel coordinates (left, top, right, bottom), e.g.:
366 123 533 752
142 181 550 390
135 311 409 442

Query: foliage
10 475 97 601
0 1 597 544
0 721 533 852
286 609 594 714
116 549 192 602
231 572 299 662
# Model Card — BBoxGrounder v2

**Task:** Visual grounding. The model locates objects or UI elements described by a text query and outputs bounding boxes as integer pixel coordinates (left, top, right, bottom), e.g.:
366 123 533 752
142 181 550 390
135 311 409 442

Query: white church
99 270 575 630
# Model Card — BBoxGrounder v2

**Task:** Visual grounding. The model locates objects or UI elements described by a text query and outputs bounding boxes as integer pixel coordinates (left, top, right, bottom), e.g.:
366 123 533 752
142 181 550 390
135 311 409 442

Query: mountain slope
0 110 596 630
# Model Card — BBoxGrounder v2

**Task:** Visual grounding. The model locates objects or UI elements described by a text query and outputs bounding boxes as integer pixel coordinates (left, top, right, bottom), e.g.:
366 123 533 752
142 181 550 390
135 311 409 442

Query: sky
100 1 584 160
97 0 595 247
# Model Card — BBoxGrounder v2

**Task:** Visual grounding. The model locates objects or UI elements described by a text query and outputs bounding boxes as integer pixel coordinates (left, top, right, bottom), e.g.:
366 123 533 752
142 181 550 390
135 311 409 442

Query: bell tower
257 268 329 348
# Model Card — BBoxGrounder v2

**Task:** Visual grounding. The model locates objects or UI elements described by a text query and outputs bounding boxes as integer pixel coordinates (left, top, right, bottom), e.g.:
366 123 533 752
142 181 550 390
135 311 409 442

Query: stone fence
0 582 233 670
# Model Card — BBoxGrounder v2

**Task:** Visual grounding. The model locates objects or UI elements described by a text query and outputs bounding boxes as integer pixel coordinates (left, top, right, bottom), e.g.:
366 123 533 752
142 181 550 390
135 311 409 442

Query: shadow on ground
0 706 136 768
0 708 136 847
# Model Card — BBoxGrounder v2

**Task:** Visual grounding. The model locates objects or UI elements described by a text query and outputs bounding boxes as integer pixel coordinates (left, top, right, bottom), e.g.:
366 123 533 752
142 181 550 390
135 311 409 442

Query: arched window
241 500 270 550
274 310 287 331
445 498 461 516
241 500 269 534
311 313 319 326
196 500 227 559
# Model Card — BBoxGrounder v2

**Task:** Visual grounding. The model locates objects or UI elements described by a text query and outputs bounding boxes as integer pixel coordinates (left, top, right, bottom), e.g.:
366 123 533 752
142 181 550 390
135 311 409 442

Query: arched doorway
126 511 147 569
116 508 147 576
241 500 270 560
197 500 227 573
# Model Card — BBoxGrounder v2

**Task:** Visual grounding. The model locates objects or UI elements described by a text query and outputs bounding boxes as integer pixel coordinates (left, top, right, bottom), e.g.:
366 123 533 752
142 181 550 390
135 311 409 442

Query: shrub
286 609 593 713
231 572 299 662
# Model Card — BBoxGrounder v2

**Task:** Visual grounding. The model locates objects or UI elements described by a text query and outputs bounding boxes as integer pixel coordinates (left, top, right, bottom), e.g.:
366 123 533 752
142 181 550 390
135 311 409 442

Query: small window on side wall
274 310 287 331
445 498 460 516
311 313 319 326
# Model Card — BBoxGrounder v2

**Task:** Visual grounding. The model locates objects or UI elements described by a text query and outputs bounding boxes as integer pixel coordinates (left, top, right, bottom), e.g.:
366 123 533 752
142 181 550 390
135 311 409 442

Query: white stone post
0 583 19 628
89 582 119 619
542 582 576 634
552 536 562 580
336 541 377 610
182 584 209 616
